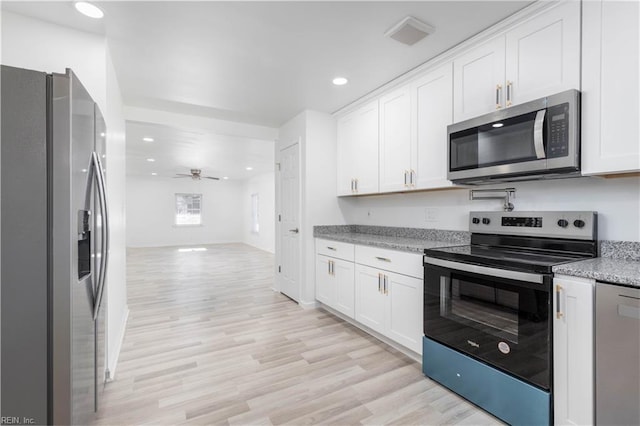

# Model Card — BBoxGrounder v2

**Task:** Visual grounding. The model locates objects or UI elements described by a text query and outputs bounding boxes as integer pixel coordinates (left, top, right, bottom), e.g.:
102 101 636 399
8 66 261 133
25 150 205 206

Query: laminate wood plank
93 243 504 425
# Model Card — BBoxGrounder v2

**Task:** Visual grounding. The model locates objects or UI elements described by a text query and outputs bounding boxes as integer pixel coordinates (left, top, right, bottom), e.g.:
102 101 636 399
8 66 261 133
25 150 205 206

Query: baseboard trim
107 307 129 380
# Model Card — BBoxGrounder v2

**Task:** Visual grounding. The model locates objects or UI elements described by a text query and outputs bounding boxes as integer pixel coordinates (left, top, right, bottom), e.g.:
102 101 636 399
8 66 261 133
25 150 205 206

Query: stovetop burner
424 211 598 274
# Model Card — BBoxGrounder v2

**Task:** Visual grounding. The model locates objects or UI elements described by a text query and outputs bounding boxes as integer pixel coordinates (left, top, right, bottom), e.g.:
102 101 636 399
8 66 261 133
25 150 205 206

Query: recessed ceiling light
222 176 229 180
492 123 504 128
143 137 154 142
246 167 253 171
146 158 155 162
81 169 87 173
151 172 158 176
332 77 348 86
74 1 104 19
100 132 106 137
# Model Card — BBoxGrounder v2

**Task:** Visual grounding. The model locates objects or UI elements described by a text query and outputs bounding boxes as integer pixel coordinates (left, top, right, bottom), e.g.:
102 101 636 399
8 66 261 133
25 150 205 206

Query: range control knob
573 219 585 228
557 219 569 228
482 218 491 225
472 217 480 224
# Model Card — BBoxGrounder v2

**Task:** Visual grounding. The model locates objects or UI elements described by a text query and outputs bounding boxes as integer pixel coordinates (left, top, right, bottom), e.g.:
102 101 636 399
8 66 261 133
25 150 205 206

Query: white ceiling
2 1 533 179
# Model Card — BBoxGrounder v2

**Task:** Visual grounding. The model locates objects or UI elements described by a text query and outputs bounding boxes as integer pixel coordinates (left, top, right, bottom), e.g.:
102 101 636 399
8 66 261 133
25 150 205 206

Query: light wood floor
94 243 503 425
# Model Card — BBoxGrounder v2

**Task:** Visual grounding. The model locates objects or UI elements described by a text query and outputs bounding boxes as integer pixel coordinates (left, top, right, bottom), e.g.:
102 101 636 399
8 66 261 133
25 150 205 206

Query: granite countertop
553 240 640 287
553 257 640 287
314 225 469 254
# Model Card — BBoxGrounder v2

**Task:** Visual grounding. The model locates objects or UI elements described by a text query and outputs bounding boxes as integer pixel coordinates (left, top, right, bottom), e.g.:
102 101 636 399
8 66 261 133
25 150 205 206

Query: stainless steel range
422 211 597 426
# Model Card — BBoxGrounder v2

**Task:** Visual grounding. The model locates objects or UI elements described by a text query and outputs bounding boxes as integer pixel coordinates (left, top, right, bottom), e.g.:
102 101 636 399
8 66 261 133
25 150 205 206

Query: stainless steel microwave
447 89 580 184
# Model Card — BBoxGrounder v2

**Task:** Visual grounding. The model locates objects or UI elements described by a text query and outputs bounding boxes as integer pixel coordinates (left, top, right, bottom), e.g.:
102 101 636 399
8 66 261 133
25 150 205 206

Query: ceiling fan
174 169 219 180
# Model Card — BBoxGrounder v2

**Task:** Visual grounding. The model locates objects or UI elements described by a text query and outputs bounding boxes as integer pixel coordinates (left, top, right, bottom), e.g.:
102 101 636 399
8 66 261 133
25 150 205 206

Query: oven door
423 257 552 390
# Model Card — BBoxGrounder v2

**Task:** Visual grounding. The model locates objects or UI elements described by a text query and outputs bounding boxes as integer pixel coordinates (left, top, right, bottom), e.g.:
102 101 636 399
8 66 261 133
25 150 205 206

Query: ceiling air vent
384 16 435 46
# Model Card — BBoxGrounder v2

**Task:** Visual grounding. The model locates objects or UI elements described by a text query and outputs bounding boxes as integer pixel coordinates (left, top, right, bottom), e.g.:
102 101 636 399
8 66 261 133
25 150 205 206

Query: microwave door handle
533 109 546 159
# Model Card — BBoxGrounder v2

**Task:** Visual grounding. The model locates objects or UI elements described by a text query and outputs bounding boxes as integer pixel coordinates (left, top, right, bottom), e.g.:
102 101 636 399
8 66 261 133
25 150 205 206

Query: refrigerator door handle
91 152 110 321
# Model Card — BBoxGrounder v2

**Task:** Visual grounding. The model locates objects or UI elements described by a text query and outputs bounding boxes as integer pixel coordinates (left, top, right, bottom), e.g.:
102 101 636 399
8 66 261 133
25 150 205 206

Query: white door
412 63 454 190
385 271 423 354
553 277 594 426
505 1 580 106
334 258 355 319
355 264 386 334
379 86 412 193
279 142 300 301
453 36 506 121
354 101 380 195
315 255 334 306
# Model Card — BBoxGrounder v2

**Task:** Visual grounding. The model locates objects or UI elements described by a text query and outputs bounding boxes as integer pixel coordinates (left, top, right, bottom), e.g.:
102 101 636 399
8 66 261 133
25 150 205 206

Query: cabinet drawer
355 245 423 279
316 239 355 261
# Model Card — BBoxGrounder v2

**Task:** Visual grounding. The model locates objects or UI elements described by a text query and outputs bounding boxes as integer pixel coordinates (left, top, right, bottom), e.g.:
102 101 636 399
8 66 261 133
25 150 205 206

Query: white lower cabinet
315 250 355 319
354 264 387 334
553 275 594 426
316 239 424 354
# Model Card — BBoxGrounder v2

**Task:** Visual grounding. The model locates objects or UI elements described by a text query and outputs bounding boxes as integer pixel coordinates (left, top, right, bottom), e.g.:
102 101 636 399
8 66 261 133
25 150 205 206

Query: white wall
277 110 346 306
126 175 244 247
338 176 640 242
242 172 276 253
2 11 128 376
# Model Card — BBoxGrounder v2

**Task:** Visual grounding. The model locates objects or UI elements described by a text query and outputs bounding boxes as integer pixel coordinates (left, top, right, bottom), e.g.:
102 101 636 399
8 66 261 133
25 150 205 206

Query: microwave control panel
547 103 570 158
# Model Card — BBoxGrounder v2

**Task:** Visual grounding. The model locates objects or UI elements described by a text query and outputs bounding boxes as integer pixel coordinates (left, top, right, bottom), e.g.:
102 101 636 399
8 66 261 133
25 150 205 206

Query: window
175 193 202 226
251 193 259 233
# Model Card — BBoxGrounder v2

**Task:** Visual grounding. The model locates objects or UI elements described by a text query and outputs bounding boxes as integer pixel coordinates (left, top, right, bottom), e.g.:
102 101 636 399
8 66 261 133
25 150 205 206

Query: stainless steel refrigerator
1 65 110 425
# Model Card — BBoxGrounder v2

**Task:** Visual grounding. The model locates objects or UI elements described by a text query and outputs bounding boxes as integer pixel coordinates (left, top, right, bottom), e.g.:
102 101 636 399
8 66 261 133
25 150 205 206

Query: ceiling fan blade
204 176 220 180
175 174 192 177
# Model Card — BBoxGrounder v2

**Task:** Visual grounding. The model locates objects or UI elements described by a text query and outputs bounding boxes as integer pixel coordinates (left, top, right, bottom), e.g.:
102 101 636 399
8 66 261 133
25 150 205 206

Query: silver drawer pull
327 246 337 251
375 256 391 262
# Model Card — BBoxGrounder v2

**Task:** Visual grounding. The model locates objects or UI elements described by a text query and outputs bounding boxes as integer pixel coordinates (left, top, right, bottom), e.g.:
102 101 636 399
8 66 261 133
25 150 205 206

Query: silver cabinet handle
375 256 391 262
384 275 388 295
327 246 337 251
496 84 503 109
506 81 513 106
378 273 382 292
328 260 331 275
404 170 409 187
410 169 415 187
354 179 358 192
533 109 546 159
289 228 299 233
91 152 109 321
351 179 355 192
556 284 564 319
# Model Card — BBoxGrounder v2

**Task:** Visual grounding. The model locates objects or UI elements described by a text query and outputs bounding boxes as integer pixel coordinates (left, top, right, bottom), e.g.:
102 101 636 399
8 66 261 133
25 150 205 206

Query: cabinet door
553 276 594 426
334 258 355 319
582 0 640 175
385 272 423 354
355 264 386 334
412 63 454 190
336 112 357 196
505 1 580 106
379 86 412 193
354 101 380 195
453 37 506 122
315 255 335 306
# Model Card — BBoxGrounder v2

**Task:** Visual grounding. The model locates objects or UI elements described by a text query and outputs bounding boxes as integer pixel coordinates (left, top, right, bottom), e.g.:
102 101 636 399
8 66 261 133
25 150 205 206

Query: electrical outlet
425 208 439 222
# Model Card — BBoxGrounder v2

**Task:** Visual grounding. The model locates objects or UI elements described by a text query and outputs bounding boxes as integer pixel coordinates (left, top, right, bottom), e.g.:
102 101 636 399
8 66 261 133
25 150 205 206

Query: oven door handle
424 257 545 284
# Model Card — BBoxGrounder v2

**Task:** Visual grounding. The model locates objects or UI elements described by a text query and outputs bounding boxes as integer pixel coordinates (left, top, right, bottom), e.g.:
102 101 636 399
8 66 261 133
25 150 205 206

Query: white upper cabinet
581 0 640 175
337 100 379 196
454 1 580 122
379 86 412 193
453 37 506 122
378 64 454 193
412 63 454 190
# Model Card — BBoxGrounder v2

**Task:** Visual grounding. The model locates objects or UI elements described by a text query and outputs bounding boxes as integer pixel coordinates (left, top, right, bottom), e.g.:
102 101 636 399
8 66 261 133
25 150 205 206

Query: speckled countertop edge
314 225 469 253
553 258 640 288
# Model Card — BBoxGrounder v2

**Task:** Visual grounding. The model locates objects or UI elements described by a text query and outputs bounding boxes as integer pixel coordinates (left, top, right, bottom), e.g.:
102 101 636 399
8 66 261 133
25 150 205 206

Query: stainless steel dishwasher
596 282 640 425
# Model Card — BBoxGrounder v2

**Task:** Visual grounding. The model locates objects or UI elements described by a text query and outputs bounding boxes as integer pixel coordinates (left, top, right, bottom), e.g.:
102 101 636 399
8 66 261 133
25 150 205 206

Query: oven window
446 279 519 344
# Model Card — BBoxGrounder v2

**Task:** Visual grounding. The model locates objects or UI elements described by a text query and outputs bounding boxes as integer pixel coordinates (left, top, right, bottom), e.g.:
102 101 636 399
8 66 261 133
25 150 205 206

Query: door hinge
276 162 281 171
278 265 281 273
278 214 281 222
